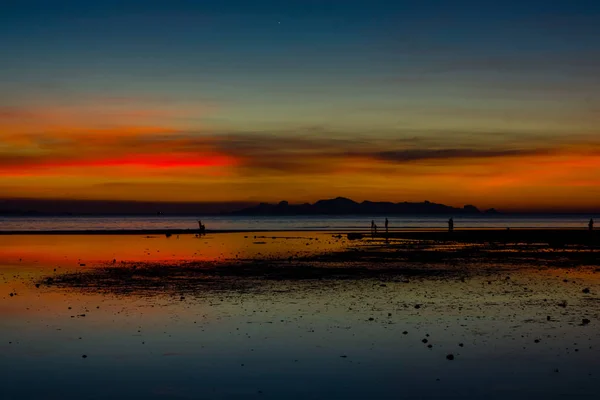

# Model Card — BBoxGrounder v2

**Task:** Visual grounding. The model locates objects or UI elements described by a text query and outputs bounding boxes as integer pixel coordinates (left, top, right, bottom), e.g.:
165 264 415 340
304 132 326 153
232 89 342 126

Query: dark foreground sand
37 229 599 295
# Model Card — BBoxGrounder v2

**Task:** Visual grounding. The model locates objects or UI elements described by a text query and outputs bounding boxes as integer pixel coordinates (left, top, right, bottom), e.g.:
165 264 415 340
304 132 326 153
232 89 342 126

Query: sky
1 0 599 212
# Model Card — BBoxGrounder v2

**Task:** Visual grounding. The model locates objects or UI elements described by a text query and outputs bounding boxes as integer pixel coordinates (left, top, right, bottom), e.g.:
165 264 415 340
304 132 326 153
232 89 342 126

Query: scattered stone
446 354 455 360
347 233 364 240
582 318 591 325
582 288 590 294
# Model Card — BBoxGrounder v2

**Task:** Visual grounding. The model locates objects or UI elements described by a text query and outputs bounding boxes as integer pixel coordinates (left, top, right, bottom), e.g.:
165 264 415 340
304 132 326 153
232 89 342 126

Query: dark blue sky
2 0 599 135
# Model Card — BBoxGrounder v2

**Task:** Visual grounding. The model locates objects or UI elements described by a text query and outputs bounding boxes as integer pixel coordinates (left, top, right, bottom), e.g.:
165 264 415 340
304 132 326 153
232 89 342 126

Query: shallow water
1 234 600 399
0 233 342 266
1 214 598 231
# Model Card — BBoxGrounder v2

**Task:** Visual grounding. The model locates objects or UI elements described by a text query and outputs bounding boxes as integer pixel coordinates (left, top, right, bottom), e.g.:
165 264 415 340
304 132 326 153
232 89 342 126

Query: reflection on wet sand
0 233 345 269
1 232 600 399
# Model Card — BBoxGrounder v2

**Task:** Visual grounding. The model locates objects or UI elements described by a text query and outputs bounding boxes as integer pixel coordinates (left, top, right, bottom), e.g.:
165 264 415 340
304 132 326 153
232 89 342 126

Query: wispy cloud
2 127 598 176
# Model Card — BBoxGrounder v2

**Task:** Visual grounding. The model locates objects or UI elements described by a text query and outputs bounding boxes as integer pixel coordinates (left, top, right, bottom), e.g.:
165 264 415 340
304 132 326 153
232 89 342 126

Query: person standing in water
448 217 454 233
590 218 594 231
385 218 389 233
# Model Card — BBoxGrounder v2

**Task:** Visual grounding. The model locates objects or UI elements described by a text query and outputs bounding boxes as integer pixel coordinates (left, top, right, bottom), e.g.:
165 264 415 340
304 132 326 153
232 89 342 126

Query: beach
1 229 599 399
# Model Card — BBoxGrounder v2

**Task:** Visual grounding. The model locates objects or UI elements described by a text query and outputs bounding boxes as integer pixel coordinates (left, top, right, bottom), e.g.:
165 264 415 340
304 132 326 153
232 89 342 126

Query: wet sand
2 232 600 399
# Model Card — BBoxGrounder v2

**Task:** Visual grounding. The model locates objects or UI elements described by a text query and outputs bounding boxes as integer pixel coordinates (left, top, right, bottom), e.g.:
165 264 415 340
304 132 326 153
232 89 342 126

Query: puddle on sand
1 233 600 399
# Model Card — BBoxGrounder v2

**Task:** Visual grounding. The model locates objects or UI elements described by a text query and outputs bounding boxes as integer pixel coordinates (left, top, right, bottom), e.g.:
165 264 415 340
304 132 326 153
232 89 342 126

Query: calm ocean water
0 214 597 231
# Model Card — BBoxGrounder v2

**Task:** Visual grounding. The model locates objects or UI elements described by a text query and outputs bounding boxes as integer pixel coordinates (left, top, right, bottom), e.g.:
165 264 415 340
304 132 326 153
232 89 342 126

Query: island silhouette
0 197 501 216
226 197 498 216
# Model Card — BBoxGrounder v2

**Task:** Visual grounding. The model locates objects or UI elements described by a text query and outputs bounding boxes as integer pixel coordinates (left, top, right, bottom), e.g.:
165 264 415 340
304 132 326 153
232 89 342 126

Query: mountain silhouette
227 197 487 216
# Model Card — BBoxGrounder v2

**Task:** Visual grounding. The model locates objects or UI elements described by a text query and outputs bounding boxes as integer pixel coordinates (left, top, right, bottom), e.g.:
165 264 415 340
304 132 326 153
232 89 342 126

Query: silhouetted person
198 220 206 234
448 217 454 233
385 218 389 233
590 218 594 231
371 220 377 237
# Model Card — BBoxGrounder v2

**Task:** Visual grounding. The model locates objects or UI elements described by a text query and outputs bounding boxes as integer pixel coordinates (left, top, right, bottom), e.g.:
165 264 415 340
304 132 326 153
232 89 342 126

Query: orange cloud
0 95 214 138
0 96 230 176
0 154 238 177
1 97 600 211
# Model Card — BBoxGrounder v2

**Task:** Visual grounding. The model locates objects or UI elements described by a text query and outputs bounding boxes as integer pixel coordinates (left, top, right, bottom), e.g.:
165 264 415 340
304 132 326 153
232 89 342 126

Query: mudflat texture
1 232 599 399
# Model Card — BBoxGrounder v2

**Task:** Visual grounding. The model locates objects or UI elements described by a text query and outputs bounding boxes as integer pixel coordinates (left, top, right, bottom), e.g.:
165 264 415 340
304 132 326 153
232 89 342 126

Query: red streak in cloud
55 154 237 169
0 154 238 177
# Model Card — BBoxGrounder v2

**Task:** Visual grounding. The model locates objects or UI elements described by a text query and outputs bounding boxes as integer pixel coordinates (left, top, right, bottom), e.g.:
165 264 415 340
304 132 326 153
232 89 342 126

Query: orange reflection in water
0 233 343 269
0 232 346 320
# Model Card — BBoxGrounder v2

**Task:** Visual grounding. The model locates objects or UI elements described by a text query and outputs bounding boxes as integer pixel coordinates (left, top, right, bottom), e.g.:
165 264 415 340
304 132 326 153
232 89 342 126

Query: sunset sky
1 0 599 212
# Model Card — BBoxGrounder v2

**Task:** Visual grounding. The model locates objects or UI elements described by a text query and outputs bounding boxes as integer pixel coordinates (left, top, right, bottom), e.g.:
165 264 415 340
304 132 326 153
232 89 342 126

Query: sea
0 214 597 231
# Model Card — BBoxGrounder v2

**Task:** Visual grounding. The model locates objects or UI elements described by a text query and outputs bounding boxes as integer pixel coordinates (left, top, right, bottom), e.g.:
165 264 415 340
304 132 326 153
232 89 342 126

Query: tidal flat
1 232 599 399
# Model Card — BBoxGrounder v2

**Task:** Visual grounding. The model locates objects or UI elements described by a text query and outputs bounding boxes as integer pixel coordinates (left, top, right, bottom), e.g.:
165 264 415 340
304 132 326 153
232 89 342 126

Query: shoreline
0 228 597 244
0 227 592 234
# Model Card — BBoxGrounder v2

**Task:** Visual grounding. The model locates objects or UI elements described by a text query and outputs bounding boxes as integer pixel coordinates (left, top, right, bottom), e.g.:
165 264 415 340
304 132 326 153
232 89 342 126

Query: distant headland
0 197 500 216
225 197 500 216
